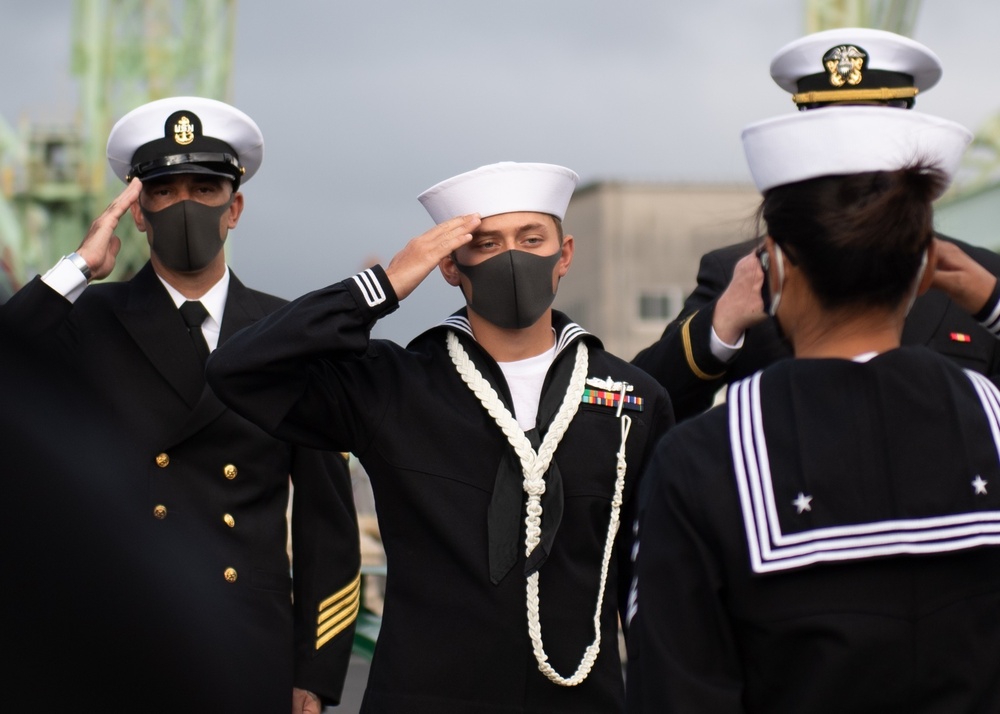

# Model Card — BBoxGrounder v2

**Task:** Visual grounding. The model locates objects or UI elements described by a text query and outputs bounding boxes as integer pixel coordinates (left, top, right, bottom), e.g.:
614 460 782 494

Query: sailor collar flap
729 368 1000 575
430 308 598 358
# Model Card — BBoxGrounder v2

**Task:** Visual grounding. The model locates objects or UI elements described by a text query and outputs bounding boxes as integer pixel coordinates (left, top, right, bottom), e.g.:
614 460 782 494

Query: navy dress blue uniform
627 349 1000 713
206 264 674 714
0 95 360 711
627 82 999 713
1 265 360 710
634 235 1000 421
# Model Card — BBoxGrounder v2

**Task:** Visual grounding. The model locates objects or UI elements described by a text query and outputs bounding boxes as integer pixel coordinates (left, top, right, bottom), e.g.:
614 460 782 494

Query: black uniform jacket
627 347 1000 713
0 263 359 711
206 265 675 714
633 235 1000 421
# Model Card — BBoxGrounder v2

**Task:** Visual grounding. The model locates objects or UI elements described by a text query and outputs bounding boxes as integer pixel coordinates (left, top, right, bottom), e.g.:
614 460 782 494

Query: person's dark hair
550 215 564 243
758 162 946 310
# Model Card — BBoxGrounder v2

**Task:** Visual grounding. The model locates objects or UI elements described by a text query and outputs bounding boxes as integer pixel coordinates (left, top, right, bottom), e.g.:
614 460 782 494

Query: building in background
557 181 760 359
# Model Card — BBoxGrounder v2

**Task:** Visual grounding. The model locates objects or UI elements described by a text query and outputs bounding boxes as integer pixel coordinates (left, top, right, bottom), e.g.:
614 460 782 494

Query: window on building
638 287 684 322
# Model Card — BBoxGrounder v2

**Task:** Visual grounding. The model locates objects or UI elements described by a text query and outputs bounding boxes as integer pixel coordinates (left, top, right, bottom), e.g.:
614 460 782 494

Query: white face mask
904 248 929 315
768 242 787 317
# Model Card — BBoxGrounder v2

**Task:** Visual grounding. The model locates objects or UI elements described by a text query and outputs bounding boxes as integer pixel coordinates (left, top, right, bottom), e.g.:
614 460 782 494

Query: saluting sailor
1 96 361 713
206 161 675 713
626 101 1000 711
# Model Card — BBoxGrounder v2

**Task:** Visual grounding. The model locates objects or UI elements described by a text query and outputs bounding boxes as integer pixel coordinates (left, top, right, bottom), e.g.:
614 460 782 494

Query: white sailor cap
741 106 972 197
418 162 580 224
770 27 942 109
106 96 264 188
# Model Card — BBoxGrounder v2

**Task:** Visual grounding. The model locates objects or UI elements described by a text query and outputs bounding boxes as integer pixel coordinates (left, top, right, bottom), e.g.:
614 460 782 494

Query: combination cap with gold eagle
106 96 264 188
770 27 942 110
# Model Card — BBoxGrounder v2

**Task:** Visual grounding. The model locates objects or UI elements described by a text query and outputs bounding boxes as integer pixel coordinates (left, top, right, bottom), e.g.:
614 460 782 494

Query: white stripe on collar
440 315 589 360
729 370 1000 574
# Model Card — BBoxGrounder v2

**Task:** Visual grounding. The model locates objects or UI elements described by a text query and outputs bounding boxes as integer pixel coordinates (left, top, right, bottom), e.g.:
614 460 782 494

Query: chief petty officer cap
741 106 972 198
106 96 264 188
418 161 580 224
770 27 942 109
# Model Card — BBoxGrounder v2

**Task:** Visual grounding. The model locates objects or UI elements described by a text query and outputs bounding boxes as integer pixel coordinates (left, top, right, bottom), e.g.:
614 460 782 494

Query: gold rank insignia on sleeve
316 571 361 650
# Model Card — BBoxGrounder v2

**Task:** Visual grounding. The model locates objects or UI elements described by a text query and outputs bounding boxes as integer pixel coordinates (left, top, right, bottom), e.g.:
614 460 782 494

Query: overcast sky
2 1 999 341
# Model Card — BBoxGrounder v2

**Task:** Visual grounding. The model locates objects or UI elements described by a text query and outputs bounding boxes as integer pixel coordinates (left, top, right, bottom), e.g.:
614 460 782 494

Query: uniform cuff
345 265 399 320
681 308 729 380
41 257 88 304
709 325 745 362
974 280 1000 338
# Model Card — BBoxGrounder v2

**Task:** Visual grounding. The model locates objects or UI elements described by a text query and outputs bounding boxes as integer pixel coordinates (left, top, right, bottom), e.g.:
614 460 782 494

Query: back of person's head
760 166 944 310
741 105 972 311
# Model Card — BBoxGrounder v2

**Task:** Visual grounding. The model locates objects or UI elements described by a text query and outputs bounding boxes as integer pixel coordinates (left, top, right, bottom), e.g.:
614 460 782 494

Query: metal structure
805 0 922 35
0 0 236 292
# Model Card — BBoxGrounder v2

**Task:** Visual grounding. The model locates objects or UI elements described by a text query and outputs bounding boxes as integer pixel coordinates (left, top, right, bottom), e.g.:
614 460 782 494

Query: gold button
223 513 235 528
224 567 237 583
153 505 167 519
155 453 170 468
223 464 238 480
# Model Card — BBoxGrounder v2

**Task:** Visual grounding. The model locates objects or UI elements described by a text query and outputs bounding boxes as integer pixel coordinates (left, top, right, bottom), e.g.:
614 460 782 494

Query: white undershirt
497 343 557 432
156 269 230 352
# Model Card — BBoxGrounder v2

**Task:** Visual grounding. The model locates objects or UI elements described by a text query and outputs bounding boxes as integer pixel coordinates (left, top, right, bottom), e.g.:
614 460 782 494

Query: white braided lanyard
447 330 633 686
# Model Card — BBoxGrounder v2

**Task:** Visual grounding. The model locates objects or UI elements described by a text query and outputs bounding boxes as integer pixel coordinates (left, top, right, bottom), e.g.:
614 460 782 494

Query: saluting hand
930 238 998 315
75 178 142 282
384 214 480 301
713 250 768 344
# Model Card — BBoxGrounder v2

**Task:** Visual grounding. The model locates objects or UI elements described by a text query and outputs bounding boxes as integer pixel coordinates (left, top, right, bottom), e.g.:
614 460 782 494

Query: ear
556 235 574 278
439 252 462 287
916 240 937 296
226 191 245 229
130 200 146 232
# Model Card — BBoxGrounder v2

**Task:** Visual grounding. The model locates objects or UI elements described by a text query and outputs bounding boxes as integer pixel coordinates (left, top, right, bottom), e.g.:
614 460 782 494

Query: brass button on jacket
155 453 170 468
224 568 238 583
153 505 167 519
224 513 235 528
223 464 238 480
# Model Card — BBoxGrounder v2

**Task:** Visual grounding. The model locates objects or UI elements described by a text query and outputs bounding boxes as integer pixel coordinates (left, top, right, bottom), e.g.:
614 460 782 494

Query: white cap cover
107 96 264 185
418 162 580 224
770 27 942 95
741 106 972 197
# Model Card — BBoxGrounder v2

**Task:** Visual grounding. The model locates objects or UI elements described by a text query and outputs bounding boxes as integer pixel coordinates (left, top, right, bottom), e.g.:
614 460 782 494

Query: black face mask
142 197 233 272
454 249 562 329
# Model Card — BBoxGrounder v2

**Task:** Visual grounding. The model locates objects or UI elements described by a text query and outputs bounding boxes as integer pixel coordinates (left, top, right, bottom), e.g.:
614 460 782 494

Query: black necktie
179 300 211 363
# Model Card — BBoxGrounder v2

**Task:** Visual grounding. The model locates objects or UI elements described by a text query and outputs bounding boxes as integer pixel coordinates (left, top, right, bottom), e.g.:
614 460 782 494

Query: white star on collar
972 475 989 495
792 492 813 514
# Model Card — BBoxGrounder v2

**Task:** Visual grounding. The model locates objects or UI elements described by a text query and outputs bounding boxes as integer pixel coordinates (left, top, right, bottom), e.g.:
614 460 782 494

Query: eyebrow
472 222 549 238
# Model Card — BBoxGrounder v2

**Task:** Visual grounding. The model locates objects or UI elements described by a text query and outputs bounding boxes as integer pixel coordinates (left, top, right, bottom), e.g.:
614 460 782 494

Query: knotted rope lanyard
447 330 633 686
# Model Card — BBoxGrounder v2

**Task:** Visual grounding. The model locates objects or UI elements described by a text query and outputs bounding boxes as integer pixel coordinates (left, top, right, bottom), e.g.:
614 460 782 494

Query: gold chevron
315 572 361 650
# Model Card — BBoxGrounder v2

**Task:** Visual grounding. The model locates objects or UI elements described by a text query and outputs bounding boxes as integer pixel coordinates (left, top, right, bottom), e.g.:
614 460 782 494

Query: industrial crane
0 0 236 294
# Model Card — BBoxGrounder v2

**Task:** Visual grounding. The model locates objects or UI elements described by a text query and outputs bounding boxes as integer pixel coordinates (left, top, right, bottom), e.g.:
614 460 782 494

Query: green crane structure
0 0 236 295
